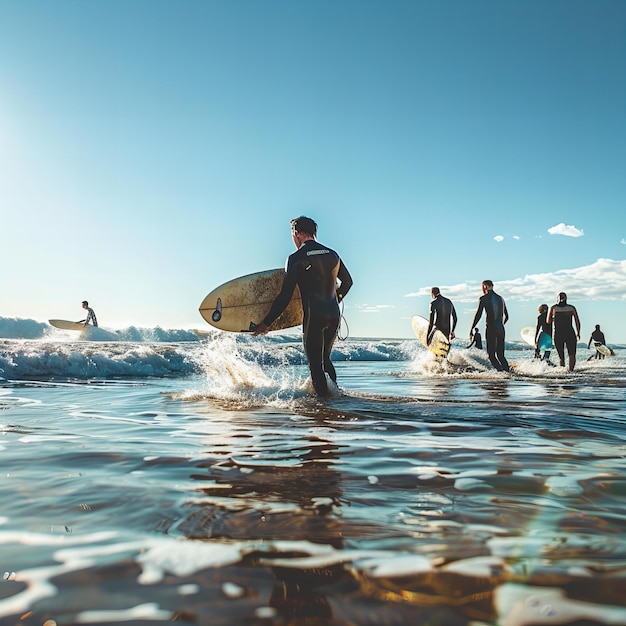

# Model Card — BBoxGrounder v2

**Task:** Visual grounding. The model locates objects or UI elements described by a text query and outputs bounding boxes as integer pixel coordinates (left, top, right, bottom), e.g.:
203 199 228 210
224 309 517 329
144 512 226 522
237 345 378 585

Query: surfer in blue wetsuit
547 292 581 371
252 216 353 398
469 280 509 372
534 304 552 361
427 287 457 342
79 300 98 327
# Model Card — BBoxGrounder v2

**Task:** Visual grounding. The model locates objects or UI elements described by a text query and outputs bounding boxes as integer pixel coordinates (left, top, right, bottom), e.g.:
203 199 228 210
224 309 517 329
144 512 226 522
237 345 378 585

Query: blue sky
1 0 625 342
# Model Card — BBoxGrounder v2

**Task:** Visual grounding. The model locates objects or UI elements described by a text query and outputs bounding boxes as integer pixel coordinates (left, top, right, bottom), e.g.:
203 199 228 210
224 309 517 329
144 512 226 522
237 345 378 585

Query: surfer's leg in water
565 332 577 372
322 318 340 383
485 327 505 371
485 331 499 370
303 316 329 397
494 329 510 372
554 335 566 367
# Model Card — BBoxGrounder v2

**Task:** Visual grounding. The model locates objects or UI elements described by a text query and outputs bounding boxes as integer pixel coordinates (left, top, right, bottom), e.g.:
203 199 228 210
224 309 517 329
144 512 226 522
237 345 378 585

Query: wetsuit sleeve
573 307 581 337
451 303 458 332
262 261 298 327
336 260 353 301
502 299 509 325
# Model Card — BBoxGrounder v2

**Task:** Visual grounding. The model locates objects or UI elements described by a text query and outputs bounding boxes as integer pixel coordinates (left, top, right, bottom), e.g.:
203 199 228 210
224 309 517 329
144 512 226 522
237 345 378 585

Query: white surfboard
411 315 451 358
49 319 88 331
199 269 304 333
596 344 613 357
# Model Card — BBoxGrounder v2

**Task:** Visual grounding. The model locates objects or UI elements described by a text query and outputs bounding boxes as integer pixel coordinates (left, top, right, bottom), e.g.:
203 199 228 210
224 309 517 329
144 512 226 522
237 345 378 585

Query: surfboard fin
212 298 222 323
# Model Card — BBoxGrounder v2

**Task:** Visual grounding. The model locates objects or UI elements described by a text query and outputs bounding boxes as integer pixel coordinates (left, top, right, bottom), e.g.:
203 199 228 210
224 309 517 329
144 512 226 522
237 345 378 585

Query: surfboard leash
337 300 349 341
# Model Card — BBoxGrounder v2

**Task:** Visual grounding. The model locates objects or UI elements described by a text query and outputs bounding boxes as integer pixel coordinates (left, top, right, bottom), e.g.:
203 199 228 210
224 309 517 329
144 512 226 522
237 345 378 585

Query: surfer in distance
469 280 510 372
78 300 98 327
534 303 552 361
466 327 482 349
252 216 353 398
587 324 608 360
547 292 581 371
427 287 457 343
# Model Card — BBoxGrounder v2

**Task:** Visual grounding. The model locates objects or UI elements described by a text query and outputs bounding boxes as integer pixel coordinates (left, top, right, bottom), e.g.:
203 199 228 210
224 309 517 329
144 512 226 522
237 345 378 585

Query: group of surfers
79 216 611 398
252 216 615 397
426 284 610 373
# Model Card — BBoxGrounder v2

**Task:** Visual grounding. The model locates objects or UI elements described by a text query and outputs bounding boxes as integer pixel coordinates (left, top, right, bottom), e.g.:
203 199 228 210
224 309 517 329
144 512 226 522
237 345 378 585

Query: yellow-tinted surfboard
411 315 451 358
199 269 303 333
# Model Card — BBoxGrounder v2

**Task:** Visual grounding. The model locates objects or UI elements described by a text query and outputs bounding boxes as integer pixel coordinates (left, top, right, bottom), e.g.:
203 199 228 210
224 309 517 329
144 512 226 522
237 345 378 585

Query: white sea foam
495 583 626 626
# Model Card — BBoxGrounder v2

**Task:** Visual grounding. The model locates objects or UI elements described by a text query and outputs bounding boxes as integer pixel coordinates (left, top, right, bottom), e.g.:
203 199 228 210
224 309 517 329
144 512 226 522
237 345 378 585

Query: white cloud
355 304 395 314
404 258 626 303
548 223 584 237
493 234 520 242
621 239 626 245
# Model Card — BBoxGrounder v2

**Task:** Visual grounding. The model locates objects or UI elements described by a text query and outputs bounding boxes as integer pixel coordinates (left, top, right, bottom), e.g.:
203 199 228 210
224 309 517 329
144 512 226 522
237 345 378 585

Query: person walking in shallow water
427 287 457 342
547 292 581 371
466 328 482 350
470 280 509 372
534 303 552 361
587 324 607 360
252 216 353 398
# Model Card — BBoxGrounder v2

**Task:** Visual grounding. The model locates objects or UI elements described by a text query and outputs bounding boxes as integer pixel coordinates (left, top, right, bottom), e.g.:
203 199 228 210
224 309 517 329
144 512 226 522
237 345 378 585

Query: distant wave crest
0 318 416 381
0 316 203 342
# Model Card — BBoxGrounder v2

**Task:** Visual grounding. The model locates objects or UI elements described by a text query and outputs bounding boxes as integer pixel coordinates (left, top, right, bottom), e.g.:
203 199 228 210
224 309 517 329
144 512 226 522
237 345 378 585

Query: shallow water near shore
1 328 625 625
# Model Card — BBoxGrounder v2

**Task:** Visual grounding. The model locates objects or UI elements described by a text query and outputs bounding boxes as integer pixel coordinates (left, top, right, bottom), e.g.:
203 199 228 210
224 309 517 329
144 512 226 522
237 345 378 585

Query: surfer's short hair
431 287 440 296
82 300 88 305
539 303 548 312
558 292 567 303
291 216 317 237
482 280 493 289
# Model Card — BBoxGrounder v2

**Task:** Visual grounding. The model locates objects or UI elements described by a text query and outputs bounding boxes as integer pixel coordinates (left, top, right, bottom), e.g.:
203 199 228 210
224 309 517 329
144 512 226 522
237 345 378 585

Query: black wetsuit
471 290 509 371
467 330 482 350
551 303 578 364
588 329 606 359
427 295 457 341
262 239 353 397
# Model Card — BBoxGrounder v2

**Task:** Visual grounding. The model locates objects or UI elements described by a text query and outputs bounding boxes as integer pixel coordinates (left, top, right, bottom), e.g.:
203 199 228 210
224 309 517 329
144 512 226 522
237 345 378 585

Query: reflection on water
0 343 625 624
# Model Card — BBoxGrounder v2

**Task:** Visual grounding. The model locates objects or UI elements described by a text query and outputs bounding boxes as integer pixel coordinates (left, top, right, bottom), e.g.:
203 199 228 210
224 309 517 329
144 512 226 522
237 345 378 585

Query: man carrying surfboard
427 287 457 343
78 301 98 327
547 292 581 371
252 216 353 398
587 324 608 360
469 280 510 372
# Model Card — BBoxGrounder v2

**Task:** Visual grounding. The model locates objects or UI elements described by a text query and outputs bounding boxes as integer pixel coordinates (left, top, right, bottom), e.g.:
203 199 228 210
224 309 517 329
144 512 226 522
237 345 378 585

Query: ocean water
1 317 625 626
